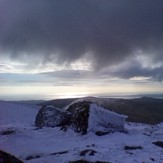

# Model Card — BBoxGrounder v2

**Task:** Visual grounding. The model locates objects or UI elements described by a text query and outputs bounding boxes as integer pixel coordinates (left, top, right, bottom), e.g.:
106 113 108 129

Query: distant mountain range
6 96 163 124
39 97 163 124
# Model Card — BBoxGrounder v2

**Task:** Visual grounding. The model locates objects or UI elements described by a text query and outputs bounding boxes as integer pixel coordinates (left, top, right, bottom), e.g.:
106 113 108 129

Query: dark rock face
95 131 111 136
25 154 41 160
152 141 163 148
35 106 71 128
124 146 143 150
0 150 23 163
67 101 91 134
35 102 91 133
69 160 111 163
67 101 127 134
0 129 16 135
79 149 97 156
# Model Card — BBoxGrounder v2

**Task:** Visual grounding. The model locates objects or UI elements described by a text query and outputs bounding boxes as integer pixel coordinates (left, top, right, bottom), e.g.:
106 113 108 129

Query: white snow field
0 101 39 128
88 103 127 132
0 101 163 163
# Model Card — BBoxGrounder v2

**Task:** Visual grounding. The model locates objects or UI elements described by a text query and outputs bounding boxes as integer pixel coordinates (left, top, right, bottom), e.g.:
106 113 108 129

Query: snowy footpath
0 101 163 163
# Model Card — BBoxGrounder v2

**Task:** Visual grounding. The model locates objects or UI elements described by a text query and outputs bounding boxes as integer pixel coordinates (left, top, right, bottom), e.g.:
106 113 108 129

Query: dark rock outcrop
69 160 111 163
67 101 91 134
66 101 127 134
124 145 143 150
0 150 23 163
35 105 71 128
152 141 163 148
35 101 127 135
25 154 41 160
0 129 16 135
79 149 97 156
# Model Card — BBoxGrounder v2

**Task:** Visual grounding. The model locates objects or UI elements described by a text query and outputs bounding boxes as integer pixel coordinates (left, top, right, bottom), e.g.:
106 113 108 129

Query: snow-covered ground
0 100 39 128
0 101 163 163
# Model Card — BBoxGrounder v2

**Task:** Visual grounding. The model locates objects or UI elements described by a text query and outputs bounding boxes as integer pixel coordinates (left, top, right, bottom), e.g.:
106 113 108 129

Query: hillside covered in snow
0 100 163 163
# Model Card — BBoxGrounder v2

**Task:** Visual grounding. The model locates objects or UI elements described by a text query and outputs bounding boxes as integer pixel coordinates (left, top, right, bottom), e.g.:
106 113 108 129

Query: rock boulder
35 106 71 128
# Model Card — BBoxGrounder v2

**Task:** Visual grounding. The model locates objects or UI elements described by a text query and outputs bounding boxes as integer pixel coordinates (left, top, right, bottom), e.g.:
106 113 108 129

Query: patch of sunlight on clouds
135 50 163 69
130 76 151 81
0 61 28 73
70 57 92 71
0 60 66 74
0 57 93 74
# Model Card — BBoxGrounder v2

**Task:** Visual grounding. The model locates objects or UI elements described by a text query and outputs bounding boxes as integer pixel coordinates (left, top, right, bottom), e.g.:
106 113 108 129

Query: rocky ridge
35 101 127 134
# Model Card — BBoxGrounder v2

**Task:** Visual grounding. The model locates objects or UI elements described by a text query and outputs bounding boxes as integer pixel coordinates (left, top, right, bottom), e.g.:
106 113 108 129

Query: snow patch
88 103 127 133
0 101 39 128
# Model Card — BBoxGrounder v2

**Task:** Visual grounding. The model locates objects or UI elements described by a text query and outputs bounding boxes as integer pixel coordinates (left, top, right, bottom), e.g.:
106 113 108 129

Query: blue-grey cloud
41 70 90 79
0 0 163 81
109 63 163 82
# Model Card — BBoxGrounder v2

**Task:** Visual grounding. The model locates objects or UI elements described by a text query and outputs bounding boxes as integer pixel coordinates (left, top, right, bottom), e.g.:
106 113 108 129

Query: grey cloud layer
0 0 163 80
109 64 163 82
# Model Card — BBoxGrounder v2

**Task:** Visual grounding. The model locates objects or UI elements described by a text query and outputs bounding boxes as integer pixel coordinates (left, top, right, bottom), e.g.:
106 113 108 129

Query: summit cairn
66 101 127 134
35 100 127 134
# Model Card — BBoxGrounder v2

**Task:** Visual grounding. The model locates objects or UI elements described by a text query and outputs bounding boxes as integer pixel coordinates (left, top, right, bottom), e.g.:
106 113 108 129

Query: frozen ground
0 101 163 163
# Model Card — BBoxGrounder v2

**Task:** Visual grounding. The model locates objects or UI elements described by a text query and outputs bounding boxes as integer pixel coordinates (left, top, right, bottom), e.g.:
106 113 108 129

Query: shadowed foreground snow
0 101 163 163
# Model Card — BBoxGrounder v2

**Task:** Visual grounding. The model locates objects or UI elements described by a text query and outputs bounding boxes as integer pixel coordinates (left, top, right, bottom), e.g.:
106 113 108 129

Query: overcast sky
0 0 163 100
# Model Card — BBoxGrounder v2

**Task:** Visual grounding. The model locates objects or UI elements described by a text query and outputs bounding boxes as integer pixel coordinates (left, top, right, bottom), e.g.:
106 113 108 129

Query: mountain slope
41 97 163 124
0 101 39 127
0 100 163 163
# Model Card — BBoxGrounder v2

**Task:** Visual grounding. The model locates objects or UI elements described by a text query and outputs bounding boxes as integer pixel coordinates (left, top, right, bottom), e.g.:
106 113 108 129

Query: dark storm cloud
0 0 163 78
107 62 163 82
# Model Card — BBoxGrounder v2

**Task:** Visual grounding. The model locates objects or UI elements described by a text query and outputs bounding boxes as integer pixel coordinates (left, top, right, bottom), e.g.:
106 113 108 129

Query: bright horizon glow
1 56 163 101
1 83 163 100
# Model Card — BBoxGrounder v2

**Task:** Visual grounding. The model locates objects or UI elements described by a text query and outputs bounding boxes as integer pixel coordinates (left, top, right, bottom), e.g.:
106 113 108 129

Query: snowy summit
0 100 163 163
35 101 127 135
